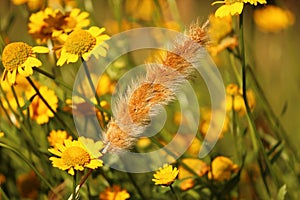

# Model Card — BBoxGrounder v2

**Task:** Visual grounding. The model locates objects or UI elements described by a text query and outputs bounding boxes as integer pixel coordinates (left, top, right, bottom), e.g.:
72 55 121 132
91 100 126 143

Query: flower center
2 42 33 71
61 146 90 167
64 29 96 56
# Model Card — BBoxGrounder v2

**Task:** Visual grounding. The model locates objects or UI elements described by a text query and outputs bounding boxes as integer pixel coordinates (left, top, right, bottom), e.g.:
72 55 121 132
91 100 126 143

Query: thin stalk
239 13 279 186
26 77 78 138
169 185 180 200
81 57 106 127
34 68 109 114
10 86 25 122
126 172 146 200
0 85 19 122
0 98 14 125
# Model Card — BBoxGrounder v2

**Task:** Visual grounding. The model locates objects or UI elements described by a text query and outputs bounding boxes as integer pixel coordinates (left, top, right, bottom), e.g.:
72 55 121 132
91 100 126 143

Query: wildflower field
0 0 300 199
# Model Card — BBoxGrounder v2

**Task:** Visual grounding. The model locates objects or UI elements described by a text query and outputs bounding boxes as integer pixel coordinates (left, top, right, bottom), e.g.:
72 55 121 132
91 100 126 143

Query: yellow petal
77 12 89 21
89 26 105 37
1 70 7 82
68 168 75 175
66 53 79 64
7 70 17 85
32 46 50 53
64 140 73 148
230 2 244 15
57 49 68 66
211 1 226 5
48 148 62 156
70 8 80 17
52 30 63 38
24 57 42 68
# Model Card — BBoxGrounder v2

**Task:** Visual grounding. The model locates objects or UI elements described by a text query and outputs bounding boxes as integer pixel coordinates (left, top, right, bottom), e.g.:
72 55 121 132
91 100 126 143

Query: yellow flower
225 84 255 116
212 0 267 18
254 5 295 33
99 185 130 200
56 26 110 66
0 75 34 112
96 73 116 96
12 0 44 10
152 164 179 186
178 158 209 190
48 137 103 175
208 156 239 181
26 86 58 124
28 8 90 43
48 130 72 147
1 42 49 85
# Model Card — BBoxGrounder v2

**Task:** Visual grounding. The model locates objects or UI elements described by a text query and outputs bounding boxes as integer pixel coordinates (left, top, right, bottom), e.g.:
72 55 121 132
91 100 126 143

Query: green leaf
277 184 287 200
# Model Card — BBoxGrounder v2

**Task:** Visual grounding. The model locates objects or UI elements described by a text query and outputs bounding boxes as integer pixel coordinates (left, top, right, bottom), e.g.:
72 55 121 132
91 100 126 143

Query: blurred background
1 0 299 149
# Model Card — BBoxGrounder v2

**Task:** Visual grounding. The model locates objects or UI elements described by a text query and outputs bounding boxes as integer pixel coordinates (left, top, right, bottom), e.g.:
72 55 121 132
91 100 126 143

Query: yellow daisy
254 5 295 33
56 26 110 66
152 164 179 186
1 42 49 85
48 137 103 175
178 158 209 190
26 85 58 124
208 156 239 181
99 185 130 200
28 8 90 43
212 0 267 18
224 84 255 116
48 130 72 147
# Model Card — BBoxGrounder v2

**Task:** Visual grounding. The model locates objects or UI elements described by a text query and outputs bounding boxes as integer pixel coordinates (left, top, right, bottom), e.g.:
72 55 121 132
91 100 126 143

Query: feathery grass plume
103 21 208 152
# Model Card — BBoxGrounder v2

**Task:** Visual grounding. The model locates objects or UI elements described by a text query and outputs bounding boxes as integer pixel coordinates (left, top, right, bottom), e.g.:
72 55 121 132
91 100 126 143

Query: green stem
0 98 14 125
126 172 146 200
10 86 25 122
26 77 78 138
0 85 19 122
81 57 107 127
239 13 279 186
0 142 55 193
34 68 110 114
0 186 9 200
169 185 180 200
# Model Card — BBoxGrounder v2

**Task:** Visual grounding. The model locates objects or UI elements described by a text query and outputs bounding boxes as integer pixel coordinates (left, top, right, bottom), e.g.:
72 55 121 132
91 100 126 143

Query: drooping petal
24 57 42 68
7 69 17 85
66 53 79 64
56 49 68 66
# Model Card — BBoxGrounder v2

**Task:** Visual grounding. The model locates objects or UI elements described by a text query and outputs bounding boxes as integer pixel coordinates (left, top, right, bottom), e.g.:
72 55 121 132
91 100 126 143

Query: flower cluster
212 0 267 17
